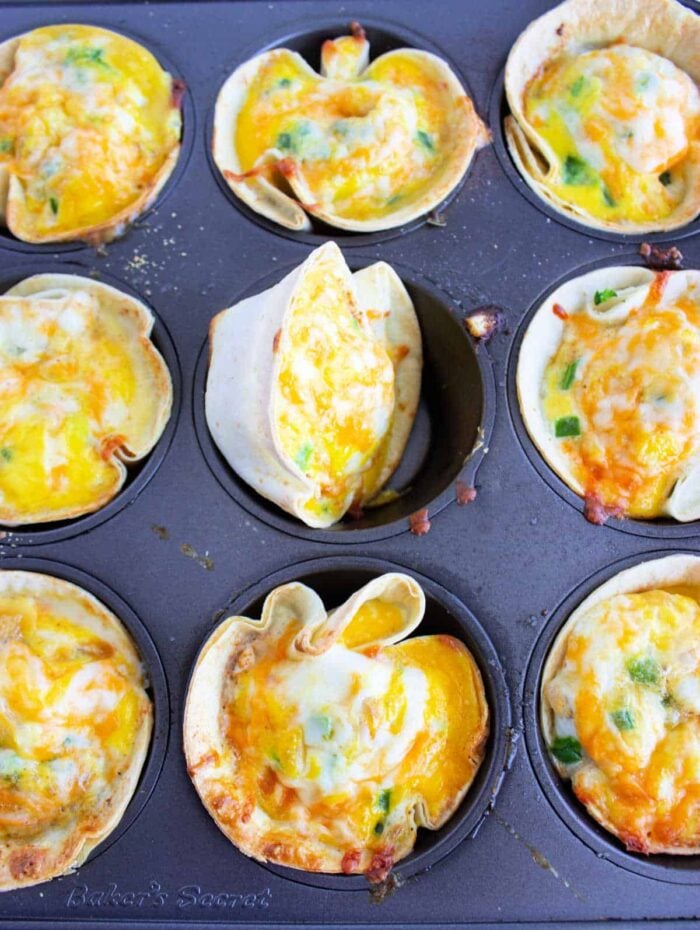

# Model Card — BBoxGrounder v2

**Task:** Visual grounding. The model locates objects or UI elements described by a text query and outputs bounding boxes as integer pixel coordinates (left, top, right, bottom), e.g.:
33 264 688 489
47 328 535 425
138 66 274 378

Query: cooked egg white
541 272 700 517
0 284 169 524
273 250 395 523
545 588 700 852
216 597 486 872
234 41 461 222
0 24 181 240
524 46 700 225
0 586 149 849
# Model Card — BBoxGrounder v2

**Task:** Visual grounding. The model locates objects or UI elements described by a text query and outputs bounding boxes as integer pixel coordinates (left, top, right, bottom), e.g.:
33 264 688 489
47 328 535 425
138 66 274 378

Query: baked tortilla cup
213 25 489 233
504 0 700 234
205 241 422 528
0 570 152 890
0 24 182 244
517 265 700 522
541 553 700 854
0 273 172 525
184 572 489 877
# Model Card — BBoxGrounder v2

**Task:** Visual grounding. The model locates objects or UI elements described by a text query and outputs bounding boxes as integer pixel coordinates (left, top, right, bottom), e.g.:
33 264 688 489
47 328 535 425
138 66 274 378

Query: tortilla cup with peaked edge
517 265 700 521
205 242 422 528
183 572 489 875
0 24 182 245
504 0 700 234
212 26 489 233
0 273 172 525
541 553 700 854
0 570 152 890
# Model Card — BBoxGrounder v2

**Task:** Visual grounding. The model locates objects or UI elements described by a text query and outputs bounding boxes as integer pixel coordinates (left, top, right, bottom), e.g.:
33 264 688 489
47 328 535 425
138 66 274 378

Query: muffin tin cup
488 67 700 246
206 15 483 248
0 23 196 255
523 549 700 885
506 250 700 539
0 555 169 865
190 555 512 892
0 259 181 546
193 257 495 543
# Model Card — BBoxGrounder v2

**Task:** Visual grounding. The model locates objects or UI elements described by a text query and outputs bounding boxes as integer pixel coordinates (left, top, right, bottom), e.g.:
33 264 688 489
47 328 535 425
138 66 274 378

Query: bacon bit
170 78 186 109
341 849 362 874
555 23 565 36
409 508 431 536
639 241 683 270
223 166 261 183
276 157 297 179
464 306 505 341
350 20 366 41
583 493 624 526
272 328 281 353
239 800 254 824
100 434 126 461
258 767 278 795
347 502 365 521
552 302 569 321
455 481 477 505
366 848 395 884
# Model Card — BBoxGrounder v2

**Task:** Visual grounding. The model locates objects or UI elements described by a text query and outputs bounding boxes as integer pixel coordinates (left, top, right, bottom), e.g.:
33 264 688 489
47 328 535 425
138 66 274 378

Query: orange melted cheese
218 598 485 871
274 256 394 523
542 272 700 517
0 590 148 842
545 589 700 852
0 24 181 239
0 288 165 523
524 46 700 225
235 42 460 222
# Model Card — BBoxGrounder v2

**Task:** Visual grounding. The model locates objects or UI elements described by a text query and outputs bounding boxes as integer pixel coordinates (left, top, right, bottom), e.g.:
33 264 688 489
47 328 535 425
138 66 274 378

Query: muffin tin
0 0 698 928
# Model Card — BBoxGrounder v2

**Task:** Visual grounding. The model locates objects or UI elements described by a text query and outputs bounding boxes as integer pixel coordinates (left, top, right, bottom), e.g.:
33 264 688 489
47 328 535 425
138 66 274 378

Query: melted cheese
0 590 148 841
542 273 700 517
220 599 484 867
0 24 181 238
274 256 394 522
0 288 162 522
524 46 700 224
545 589 700 852
235 45 457 221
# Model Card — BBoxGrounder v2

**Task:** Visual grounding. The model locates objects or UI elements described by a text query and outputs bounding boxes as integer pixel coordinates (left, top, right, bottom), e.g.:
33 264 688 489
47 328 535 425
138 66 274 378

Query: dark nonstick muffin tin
0 1 699 929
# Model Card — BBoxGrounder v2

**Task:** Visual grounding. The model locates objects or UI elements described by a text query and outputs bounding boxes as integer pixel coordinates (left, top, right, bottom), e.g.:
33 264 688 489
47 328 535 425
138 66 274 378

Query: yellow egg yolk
545 589 700 852
524 46 700 225
542 273 700 517
0 591 147 841
0 24 181 238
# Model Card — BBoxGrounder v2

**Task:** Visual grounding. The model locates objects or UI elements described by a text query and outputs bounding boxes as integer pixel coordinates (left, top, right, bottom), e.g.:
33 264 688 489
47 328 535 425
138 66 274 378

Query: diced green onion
659 171 672 186
569 75 586 97
294 442 313 471
416 130 435 152
560 360 578 390
602 187 616 207
49 197 59 216
627 657 660 686
278 77 292 88
0 448 12 463
0 138 12 154
377 788 392 813
550 736 582 764
555 416 581 438
276 132 292 151
611 709 634 731
563 155 596 186
594 288 617 305
374 821 385 835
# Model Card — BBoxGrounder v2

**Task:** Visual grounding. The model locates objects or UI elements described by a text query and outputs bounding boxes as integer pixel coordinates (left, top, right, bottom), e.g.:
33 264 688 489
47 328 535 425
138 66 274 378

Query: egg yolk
274 254 395 522
218 600 486 870
545 589 700 852
524 46 700 224
0 289 164 523
0 24 181 238
0 591 147 841
542 272 700 517
234 44 458 221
